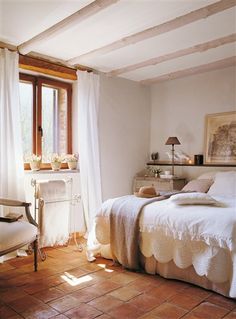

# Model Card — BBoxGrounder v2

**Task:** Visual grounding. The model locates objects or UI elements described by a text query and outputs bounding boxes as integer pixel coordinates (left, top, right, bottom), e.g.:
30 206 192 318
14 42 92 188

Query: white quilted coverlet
95 195 236 294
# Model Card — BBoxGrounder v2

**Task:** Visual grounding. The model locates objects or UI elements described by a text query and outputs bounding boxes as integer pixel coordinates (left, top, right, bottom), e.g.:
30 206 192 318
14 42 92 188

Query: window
19 74 72 168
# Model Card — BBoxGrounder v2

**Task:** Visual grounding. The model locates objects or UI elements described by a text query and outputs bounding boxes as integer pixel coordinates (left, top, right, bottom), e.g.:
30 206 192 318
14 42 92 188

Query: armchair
0 198 38 271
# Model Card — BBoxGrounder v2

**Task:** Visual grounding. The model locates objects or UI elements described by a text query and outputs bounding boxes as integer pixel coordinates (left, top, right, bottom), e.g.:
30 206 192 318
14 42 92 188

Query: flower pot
51 162 61 171
30 161 41 171
68 161 77 170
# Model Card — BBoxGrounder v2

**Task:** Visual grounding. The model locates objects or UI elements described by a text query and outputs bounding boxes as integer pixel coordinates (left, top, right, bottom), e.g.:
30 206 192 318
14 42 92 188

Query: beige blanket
110 194 173 270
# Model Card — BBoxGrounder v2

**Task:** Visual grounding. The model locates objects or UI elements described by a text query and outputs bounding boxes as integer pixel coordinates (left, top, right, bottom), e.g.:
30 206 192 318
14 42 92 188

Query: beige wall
73 66 235 200
99 75 150 200
72 75 150 201
150 66 236 180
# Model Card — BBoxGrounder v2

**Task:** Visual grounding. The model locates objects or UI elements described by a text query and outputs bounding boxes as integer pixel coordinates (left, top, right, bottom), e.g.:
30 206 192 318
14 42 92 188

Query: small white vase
51 161 61 171
30 161 41 171
68 161 77 170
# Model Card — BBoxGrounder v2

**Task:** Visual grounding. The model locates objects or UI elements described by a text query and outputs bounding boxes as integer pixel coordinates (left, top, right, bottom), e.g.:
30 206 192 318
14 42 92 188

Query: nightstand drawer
155 179 174 191
133 176 186 192
135 180 156 189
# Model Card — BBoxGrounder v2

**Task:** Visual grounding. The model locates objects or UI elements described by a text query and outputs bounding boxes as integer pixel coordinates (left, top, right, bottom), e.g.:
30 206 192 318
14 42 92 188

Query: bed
94 171 236 298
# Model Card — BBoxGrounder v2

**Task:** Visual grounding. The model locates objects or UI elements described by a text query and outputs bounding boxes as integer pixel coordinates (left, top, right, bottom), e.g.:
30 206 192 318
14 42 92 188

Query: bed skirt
140 254 231 298
98 244 234 298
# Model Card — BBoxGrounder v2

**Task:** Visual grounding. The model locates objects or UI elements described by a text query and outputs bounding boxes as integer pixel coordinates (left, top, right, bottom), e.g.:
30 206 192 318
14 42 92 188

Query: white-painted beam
108 34 236 76
0 41 17 51
69 0 236 65
140 56 236 85
18 0 119 55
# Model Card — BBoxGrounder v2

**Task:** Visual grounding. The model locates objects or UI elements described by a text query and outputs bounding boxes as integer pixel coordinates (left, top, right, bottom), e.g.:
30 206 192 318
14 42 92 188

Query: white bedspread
96 195 236 251
95 195 236 295
140 195 236 251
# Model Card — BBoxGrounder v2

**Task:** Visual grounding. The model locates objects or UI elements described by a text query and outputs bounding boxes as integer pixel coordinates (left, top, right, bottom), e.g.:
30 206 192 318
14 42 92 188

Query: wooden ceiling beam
18 0 119 55
19 55 77 80
27 51 93 71
108 34 236 76
0 41 77 79
140 56 236 85
68 0 236 65
0 42 92 80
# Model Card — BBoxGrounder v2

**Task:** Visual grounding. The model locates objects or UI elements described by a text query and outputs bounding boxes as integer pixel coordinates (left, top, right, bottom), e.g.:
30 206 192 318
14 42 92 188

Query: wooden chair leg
33 237 38 272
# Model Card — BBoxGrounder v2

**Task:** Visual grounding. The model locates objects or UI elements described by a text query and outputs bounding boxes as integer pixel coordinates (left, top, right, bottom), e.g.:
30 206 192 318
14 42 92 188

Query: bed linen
95 195 236 297
110 193 175 270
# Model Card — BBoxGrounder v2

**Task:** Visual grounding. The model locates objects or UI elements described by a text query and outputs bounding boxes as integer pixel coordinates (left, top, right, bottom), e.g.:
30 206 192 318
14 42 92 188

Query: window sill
24 163 71 170
24 169 79 174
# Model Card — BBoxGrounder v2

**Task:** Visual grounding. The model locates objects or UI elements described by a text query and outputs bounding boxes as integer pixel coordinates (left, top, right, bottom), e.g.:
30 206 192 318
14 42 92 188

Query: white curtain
75 71 102 255
0 49 24 201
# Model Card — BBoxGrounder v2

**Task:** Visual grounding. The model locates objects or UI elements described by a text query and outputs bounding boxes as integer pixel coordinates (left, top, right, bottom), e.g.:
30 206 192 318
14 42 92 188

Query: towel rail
31 178 83 254
39 194 81 206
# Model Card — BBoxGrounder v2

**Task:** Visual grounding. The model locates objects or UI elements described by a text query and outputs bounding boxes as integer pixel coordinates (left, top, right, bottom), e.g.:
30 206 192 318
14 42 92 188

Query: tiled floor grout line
1 242 236 319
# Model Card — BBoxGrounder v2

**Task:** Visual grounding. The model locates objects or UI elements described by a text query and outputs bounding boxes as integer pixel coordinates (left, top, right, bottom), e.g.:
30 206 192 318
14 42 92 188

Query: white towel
38 180 70 247
38 180 67 201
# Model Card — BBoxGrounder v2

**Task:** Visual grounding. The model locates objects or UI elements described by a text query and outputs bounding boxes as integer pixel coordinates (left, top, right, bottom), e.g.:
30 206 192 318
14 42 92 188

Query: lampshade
165 137 181 145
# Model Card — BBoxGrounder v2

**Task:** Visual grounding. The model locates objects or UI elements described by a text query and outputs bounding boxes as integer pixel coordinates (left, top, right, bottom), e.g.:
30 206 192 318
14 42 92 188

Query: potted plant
50 153 64 171
65 153 78 170
27 154 41 171
147 166 162 178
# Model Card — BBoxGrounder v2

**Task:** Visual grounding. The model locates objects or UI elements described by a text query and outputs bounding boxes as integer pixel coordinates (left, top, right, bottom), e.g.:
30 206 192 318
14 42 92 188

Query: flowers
65 153 78 170
25 153 41 171
50 153 62 171
50 153 65 171
50 153 64 163
25 152 79 171
25 153 41 163
65 153 78 162
147 166 162 176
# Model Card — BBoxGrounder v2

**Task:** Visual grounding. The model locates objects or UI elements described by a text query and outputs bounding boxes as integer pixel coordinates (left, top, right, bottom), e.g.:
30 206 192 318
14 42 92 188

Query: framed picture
204 111 236 165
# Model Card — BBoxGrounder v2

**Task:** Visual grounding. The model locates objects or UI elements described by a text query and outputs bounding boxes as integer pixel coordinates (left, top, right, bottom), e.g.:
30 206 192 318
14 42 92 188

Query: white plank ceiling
0 0 235 84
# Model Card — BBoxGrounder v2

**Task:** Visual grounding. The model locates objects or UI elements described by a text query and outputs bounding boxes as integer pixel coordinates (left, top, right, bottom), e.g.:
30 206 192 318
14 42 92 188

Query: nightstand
133 176 186 193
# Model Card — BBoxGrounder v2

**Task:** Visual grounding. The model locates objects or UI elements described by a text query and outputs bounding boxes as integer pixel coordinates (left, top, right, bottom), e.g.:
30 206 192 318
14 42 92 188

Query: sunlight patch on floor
98 263 114 273
61 272 93 286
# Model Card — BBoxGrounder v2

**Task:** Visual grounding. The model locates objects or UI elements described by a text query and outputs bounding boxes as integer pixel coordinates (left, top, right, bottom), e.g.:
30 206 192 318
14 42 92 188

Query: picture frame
204 111 236 165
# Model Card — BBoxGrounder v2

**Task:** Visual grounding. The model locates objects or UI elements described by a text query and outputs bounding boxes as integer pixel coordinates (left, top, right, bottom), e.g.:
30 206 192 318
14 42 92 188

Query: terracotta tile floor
0 242 236 319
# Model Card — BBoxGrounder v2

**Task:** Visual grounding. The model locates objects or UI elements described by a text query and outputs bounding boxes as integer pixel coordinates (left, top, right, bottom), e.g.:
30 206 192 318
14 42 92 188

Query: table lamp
165 136 181 176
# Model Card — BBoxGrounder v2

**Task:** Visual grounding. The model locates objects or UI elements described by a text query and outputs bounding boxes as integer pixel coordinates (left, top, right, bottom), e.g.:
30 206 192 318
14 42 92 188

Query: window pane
42 85 68 162
19 81 33 160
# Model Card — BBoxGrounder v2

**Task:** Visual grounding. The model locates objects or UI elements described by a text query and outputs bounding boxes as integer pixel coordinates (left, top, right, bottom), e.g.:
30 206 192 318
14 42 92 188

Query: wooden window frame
20 73 72 170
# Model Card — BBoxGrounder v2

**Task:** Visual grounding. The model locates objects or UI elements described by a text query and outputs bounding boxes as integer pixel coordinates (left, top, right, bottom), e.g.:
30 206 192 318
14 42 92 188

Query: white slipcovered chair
0 198 38 271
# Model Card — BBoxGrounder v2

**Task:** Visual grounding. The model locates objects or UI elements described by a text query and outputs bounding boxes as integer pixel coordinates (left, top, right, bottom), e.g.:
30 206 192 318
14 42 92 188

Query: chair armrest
25 205 38 227
0 198 30 207
0 198 38 227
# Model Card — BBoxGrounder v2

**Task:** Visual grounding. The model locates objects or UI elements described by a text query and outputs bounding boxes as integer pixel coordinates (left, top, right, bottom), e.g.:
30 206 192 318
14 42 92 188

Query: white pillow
182 179 213 193
170 192 222 206
197 171 218 181
208 171 236 197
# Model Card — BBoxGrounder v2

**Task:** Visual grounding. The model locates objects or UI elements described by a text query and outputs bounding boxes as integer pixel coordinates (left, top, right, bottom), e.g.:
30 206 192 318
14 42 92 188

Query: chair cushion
0 221 37 253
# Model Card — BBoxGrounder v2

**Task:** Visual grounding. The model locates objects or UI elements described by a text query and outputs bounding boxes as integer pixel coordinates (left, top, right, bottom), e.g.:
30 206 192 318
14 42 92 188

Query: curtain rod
0 41 93 75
